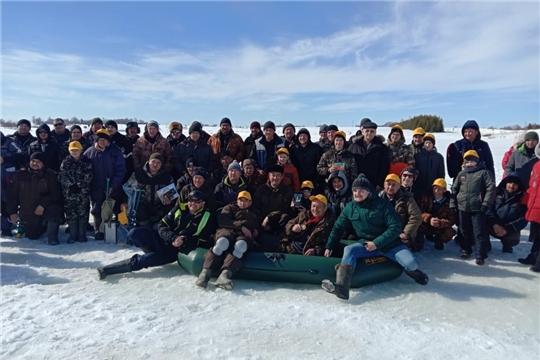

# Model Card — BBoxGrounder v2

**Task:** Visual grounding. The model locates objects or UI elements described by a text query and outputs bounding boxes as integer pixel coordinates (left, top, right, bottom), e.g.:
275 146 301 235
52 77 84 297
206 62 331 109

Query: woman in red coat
518 143 540 272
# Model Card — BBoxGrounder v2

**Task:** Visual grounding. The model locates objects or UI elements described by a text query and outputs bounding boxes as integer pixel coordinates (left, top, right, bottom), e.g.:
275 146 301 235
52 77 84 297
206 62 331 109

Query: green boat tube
177 239 403 288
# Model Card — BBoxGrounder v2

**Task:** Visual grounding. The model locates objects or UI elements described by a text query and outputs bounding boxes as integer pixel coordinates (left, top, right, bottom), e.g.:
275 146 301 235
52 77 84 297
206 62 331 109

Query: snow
1 126 539 360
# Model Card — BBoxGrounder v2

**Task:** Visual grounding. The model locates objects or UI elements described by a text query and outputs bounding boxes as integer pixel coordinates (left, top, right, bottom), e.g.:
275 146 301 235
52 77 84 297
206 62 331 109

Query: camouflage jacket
385 139 415 165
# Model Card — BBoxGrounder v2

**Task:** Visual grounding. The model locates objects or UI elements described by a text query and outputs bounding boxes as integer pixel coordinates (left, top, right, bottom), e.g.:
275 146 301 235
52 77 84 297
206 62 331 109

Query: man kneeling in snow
322 174 429 301
97 190 214 280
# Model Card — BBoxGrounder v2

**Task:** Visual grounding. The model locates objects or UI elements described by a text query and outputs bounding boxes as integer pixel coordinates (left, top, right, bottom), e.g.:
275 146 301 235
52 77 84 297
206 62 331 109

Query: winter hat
185 157 198 168
461 120 480 135
351 174 374 193
297 128 311 139
524 131 539 142
220 150 233 159
17 119 31 128
309 194 327 206
334 131 347 141
227 160 242 172
242 158 256 168
432 178 447 189
169 122 182 132
385 173 401 184
388 125 404 141
147 120 160 130
68 141 83 151
282 123 296 133
250 121 261 130
192 167 207 179
95 129 110 141
263 121 276 131
36 123 51 136
29 152 46 163
463 150 480 161
513 132 525 144
362 121 378 130
319 124 328 133
238 191 252 201
187 190 205 202
301 180 314 190
104 120 118 130
276 147 290 156
70 125 82 133
423 133 436 145
360 118 372 127
189 122 202 135
126 121 140 133
90 117 103 126
327 125 339 132
149 152 164 164
220 117 232 126
400 166 419 179
412 127 426 137
267 164 284 174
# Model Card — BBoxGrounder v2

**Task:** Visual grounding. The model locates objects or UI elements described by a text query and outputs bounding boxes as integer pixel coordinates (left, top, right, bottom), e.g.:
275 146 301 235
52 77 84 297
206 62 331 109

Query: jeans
128 227 180 271
341 243 418 271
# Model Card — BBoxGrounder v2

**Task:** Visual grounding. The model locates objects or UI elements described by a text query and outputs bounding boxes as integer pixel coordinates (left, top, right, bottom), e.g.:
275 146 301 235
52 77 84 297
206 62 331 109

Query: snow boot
94 218 104 240
195 269 212 289
460 250 471 259
322 264 354 300
97 259 132 280
518 253 537 265
214 269 234 290
47 220 60 245
405 269 429 285
78 220 88 242
67 221 78 243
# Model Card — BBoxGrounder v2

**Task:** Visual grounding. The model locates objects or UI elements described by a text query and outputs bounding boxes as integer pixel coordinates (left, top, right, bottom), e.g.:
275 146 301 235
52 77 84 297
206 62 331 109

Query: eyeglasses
38 131 47 135
171 130 182 134
54 123 64 127
188 198 203 203
402 174 414 178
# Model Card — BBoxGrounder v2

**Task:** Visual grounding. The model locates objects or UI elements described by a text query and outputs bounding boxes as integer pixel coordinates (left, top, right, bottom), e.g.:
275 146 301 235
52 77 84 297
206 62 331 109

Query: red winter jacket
501 146 514 178
525 160 540 224
281 162 300 192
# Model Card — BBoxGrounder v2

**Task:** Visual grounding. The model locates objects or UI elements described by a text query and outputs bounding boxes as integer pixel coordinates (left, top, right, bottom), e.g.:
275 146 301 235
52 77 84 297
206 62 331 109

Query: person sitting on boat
195 191 259 290
280 194 335 256
97 190 214 280
322 174 429 300
252 164 293 235
290 180 315 218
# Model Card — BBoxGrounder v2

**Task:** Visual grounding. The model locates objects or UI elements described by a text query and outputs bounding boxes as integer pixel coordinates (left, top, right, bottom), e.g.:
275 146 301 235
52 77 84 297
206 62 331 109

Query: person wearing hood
28 123 62 172
7 152 63 244
414 133 445 196
51 118 71 145
174 122 215 176
324 170 352 219
450 150 496 265
290 128 323 188
178 166 217 214
281 123 297 149
214 160 250 210
208 117 245 164
348 120 390 191
167 122 186 151
322 174 429 300
105 120 134 182
7 119 37 168
446 119 495 179
417 179 456 251
125 121 140 145
1 131 24 236
386 124 415 166
244 121 263 160
379 174 422 252
61 125 90 160
505 131 538 176
83 117 104 146
317 130 357 186
486 173 527 253
133 120 173 172
249 121 285 174
123 153 174 227
410 127 426 156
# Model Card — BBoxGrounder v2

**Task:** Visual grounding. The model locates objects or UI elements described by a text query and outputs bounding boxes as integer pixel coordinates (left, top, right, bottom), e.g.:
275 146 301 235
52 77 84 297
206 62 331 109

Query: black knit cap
29 152 46 164
220 117 232 126
267 164 284 174
185 157 198 168
250 121 261 129
70 125 82 133
282 123 295 133
297 128 311 139
319 124 328 133
90 117 103 126
263 121 276 131
149 152 164 164
17 119 31 128
351 174 374 192
104 120 118 129
189 122 202 134
327 125 339 132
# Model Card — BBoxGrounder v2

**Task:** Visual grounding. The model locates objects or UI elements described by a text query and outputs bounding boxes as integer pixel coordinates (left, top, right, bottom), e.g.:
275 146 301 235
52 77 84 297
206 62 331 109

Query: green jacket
325 192 402 253
450 163 496 212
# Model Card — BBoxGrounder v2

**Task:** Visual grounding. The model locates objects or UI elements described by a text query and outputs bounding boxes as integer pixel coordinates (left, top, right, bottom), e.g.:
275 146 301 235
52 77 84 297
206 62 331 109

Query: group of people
1 116 539 301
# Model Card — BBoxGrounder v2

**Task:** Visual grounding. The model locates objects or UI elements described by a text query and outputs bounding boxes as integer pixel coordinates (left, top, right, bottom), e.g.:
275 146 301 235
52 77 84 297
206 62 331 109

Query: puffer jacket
124 162 174 207
83 144 126 201
486 173 527 234
215 203 260 240
450 162 496 212
51 129 71 145
58 155 93 199
386 139 415 165
505 143 535 175
156 203 214 249
317 147 357 184
526 158 540 224
132 132 173 172
252 180 293 221
208 130 245 163
324 170 351 218
414 148 445 194
7 131 37 168
380 189 422 245
28 124 62 172
283 208 335 255
174 138 214 175
214 176 250 209
419 191 456 229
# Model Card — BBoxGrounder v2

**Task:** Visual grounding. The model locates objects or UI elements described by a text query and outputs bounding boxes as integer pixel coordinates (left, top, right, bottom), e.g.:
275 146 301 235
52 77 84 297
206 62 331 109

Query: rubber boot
47 220 60 245
404 269 429 285
67 221 78 243
530 252 540 273
322 264 354 300
214 269 234 290
97 259 132 280
94 217 104 240
78 220 88 242
195 269 212 289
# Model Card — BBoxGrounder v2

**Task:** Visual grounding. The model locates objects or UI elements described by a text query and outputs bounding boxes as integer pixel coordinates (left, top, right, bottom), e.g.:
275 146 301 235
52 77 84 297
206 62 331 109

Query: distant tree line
385 114 445 132
500 123 540 130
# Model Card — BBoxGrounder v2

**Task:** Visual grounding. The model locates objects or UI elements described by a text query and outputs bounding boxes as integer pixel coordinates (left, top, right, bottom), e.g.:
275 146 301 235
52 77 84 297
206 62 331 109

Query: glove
480 206 489 214
450 208 458 215
69 184 81 194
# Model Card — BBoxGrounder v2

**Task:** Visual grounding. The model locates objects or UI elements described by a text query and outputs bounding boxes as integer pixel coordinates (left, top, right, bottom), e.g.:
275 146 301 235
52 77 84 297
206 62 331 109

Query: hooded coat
83 144 127 202
282 208 335 256
324 170 352 218
28 124 62 172
486 173 527 235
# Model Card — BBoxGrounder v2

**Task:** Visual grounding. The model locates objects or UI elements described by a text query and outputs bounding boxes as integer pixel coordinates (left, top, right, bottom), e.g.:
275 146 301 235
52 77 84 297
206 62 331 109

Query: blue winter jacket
486 173 528 234
83 144 126 201
249 135 285 172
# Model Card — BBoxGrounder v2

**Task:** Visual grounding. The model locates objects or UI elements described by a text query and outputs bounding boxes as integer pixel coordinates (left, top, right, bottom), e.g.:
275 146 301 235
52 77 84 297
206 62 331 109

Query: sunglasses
402 174 414 178
188 198 203 203
54 123 64 127
171 130 182 134
38 131 48 135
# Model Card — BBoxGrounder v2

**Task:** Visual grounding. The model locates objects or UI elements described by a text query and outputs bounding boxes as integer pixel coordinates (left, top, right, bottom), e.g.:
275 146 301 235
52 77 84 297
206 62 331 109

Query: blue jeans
342 243 418 271
128 227 181 271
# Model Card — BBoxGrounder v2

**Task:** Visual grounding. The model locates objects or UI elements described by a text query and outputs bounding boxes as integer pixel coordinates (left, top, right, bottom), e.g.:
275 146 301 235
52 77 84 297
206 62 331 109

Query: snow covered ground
1 126 539 360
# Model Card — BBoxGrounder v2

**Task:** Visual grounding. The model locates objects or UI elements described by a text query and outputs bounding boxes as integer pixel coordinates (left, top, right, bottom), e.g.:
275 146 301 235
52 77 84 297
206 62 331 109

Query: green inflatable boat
177 239 403 288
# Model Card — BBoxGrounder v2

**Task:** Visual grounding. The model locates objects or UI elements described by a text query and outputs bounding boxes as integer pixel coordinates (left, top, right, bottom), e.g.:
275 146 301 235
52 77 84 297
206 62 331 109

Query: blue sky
2 1 539 127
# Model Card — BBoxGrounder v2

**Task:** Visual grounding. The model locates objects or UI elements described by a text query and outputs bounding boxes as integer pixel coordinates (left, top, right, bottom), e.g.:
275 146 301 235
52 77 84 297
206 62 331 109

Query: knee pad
232 240 248 258
212 237 229 256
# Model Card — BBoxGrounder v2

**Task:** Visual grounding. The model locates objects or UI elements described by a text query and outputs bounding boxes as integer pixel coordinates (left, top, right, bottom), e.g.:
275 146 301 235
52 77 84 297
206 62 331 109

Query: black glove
480 206 489 214
450 208 458 215
69 184 81 194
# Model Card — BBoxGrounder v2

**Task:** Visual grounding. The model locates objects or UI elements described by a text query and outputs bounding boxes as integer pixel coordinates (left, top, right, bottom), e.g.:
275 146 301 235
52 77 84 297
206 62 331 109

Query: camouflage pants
64 194 90 222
